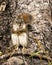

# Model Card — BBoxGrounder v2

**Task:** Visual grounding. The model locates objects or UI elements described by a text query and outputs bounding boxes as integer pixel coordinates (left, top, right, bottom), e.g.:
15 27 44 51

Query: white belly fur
19 33 28 47
11 34 19 46
11 33 28 47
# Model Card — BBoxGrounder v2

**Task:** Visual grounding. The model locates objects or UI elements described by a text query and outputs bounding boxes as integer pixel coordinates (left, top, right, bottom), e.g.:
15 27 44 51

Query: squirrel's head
17 13 33 24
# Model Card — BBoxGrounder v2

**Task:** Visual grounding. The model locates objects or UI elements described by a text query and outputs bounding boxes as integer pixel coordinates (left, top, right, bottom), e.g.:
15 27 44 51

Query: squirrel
11 13 33 53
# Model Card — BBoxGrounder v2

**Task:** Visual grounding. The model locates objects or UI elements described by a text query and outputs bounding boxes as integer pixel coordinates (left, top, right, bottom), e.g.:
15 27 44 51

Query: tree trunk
0 0 52 65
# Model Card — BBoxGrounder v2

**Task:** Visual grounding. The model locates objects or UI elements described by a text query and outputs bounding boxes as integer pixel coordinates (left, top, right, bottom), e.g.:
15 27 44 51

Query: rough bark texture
0 0 52 65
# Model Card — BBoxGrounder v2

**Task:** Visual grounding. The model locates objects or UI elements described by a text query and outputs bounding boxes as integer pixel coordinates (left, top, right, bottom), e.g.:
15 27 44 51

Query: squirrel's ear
27 14 34 24
29 14 33 21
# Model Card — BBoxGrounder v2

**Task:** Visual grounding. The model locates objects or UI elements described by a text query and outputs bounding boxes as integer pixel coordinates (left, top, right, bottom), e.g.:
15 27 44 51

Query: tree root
0 51 52 62
29 52 52 61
